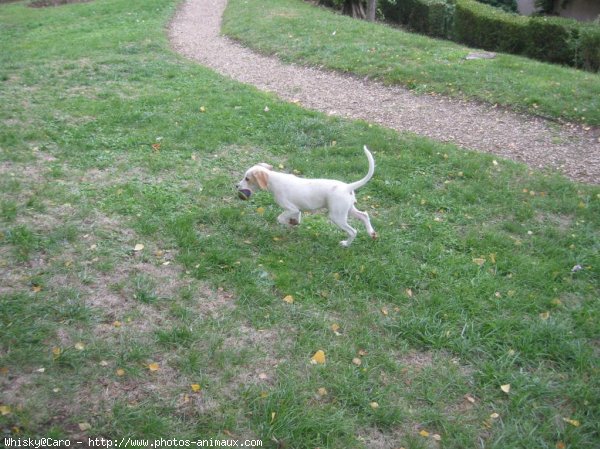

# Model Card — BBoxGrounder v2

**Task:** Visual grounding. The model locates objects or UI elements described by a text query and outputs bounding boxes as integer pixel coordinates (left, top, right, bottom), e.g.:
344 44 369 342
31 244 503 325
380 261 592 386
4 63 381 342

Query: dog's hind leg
350 206 377 239
329 211 357 247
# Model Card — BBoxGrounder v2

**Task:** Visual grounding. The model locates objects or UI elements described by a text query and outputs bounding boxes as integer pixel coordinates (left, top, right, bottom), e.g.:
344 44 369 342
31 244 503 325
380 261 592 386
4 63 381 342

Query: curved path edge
168 0 599 184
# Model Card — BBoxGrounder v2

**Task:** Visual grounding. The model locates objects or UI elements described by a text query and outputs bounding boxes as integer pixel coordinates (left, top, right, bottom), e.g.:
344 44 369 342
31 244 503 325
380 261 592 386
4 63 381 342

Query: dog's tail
348 146 375 192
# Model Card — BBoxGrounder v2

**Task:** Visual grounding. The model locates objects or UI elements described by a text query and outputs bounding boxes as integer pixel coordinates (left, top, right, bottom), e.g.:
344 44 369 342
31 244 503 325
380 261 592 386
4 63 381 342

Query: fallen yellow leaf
473 258 486 266
500 384 511 394
539 311 550 320
75 342 85 351
465 394 476 404
0 405 11 416
352 357 362 366
133 243 144 252
556 441 566 449
191 384 201 392
113 321 122 328
317 387 328 396
331 323 340 333
381 307 389 316
256 207 265 215
270 412 276 423
148 362 160 371
370 401 379 409
563 417 581 427
116 368 125 376
419 430 430 437
283 295 294 304
52 347 61 357
78 422 92 431
32 284 42 293
311 350 326 365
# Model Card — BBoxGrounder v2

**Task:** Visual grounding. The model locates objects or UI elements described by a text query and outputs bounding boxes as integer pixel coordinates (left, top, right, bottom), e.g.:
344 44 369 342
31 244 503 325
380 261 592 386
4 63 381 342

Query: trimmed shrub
454 0 528 53
578 24 600 72
476 0 517 13
526 16 580 65
379 0 454 38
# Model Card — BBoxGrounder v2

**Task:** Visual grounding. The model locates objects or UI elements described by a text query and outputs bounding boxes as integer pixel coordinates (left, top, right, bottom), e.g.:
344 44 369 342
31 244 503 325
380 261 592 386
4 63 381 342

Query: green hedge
379 0 453 38
379 0 599 71
453 0 600 70
454 0 528 53
526 15 579 65
577 24 600 72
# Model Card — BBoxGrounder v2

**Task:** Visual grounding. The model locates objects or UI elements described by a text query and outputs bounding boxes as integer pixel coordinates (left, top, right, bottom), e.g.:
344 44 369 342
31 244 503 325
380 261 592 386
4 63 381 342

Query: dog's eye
245 177 250 181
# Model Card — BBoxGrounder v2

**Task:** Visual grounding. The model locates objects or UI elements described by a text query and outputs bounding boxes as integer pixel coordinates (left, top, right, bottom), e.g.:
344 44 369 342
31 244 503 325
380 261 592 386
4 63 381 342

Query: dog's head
236 163 273 200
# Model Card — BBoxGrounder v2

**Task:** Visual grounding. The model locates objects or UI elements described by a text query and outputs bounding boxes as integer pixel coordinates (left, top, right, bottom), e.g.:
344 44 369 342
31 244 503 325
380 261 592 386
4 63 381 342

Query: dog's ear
251 170 269 190
258 163 273 170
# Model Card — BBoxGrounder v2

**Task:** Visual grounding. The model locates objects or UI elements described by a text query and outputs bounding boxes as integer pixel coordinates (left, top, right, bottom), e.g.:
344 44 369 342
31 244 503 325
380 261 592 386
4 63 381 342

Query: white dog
237 146 377 247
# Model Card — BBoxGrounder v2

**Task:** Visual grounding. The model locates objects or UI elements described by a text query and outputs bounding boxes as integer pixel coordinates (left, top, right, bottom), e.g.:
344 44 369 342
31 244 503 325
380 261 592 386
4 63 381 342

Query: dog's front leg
277 209 302 226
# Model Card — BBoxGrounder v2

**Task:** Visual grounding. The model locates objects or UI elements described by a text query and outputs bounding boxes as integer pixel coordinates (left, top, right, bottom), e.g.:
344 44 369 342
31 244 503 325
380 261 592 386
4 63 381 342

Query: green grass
1 0 599 448
221 0 600 126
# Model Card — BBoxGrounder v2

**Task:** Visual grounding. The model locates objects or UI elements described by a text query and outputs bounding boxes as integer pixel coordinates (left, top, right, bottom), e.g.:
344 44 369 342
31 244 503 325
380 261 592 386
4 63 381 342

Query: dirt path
168 0 599 184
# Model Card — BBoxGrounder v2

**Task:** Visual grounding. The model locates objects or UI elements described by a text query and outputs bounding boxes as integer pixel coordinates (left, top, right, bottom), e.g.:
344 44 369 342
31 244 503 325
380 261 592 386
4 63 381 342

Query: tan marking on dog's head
251 169 269 190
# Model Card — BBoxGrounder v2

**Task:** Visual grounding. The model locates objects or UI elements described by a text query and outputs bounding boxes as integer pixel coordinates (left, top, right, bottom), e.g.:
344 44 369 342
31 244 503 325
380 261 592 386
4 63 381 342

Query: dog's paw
339 240 350 248
370 231 378 240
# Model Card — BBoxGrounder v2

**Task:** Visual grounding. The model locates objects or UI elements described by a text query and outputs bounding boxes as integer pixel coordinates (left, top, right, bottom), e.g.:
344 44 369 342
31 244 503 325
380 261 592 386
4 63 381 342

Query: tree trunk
343 0 366 19
366 0 376 21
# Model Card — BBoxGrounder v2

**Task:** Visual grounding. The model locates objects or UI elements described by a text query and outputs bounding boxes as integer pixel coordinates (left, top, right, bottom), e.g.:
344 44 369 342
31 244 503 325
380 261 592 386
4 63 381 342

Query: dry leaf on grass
147 362 160 372
473 258 486 266
311 350 326 365
563 417 581 427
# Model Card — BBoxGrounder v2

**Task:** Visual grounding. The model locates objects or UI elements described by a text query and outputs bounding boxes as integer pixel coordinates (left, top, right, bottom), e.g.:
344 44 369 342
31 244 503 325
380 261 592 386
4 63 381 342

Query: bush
454 0 528 53
475 0 517 13
452 0 600 71
526 16 579 65
578 24 600 71
379 0 454 38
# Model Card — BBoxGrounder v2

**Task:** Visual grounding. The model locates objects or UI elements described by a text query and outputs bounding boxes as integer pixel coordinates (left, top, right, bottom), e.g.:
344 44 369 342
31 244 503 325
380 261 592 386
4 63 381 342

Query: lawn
1 0 599 448
222 0 600 126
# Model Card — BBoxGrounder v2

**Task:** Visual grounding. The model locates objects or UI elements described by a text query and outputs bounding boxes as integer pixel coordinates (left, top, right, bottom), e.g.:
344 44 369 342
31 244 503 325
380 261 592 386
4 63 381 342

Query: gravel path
168 0 599 184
